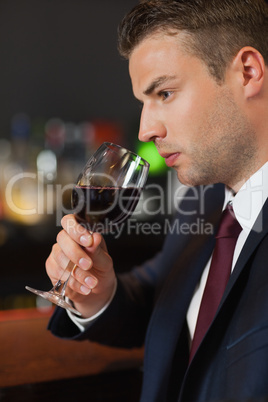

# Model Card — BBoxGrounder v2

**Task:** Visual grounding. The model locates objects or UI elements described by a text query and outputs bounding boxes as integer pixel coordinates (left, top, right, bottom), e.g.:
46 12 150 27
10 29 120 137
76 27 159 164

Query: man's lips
159 152 181 167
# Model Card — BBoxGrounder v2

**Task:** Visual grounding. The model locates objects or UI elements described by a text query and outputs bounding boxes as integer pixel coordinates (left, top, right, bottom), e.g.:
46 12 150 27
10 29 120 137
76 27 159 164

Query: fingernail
85 276 97 289
79 258 91 270
80 285 91 295
80 234 92 247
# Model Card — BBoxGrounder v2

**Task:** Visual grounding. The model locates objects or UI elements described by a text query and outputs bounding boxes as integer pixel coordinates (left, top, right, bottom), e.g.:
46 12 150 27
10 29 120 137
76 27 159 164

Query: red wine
72 186 141 232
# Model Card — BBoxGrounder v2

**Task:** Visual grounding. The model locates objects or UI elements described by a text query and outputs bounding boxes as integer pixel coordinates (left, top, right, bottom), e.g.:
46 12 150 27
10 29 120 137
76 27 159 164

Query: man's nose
138 105 166 143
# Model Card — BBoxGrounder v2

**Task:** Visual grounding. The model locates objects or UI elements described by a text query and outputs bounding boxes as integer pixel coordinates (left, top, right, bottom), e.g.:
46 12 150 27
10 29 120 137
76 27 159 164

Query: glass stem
52 262 77 297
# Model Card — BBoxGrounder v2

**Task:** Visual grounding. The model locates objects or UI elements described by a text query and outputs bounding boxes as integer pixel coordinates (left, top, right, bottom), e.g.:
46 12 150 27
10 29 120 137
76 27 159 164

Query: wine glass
26 142 150 316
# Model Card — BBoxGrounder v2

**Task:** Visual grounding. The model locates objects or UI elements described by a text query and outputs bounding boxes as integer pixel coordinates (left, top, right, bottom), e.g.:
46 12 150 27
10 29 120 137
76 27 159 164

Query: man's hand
46 214 116 318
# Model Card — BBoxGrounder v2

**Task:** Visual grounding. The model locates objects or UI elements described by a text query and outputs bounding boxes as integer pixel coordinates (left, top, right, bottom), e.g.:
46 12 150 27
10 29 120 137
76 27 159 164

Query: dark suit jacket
48 183 268 401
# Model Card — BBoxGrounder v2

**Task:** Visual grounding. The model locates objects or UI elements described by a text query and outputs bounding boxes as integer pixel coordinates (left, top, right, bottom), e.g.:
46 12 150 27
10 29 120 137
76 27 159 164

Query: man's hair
118 0 268 82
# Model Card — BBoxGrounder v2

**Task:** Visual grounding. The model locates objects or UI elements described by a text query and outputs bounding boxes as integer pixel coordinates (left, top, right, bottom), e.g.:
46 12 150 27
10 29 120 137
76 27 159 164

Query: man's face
129 33 257 189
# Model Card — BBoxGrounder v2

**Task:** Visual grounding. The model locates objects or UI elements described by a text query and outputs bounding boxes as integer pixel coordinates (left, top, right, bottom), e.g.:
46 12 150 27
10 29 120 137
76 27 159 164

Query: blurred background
0 0 177 311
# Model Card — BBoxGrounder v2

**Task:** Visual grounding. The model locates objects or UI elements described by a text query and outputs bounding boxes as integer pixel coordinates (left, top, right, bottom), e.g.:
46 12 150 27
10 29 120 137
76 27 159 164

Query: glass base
25 286 81 316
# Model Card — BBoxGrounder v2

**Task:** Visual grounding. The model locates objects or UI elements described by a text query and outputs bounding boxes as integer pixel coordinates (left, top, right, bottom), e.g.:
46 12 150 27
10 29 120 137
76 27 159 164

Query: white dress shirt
69 162 268 335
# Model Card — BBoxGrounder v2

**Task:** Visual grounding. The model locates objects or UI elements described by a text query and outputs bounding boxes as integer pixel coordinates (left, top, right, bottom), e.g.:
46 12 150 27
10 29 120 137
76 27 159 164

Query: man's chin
175 168 196 187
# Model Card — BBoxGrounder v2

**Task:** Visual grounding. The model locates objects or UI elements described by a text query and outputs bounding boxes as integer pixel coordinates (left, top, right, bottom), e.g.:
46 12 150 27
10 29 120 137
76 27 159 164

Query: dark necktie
189 203 242 363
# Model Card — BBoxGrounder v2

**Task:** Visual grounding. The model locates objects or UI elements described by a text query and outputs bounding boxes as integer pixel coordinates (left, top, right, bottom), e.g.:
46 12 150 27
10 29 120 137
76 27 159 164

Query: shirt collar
224 162 268 234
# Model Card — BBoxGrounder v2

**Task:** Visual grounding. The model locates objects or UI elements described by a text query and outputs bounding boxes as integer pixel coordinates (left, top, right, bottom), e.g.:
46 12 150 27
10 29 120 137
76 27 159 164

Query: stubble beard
175 89 258 190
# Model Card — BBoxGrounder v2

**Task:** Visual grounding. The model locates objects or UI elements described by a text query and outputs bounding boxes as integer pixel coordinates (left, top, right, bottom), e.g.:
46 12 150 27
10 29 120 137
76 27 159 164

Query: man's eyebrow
143 75 176 96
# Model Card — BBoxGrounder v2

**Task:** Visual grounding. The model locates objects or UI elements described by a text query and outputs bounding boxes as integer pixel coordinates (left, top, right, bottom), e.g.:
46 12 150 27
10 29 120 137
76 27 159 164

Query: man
47 0 268 400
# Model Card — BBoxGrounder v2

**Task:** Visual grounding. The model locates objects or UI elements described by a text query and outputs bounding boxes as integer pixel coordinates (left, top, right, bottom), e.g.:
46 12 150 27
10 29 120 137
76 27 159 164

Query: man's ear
232 46 265 98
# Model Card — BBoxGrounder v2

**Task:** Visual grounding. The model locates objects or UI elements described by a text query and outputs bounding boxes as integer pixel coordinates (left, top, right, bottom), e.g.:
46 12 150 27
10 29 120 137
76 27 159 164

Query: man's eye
160 91 172 101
